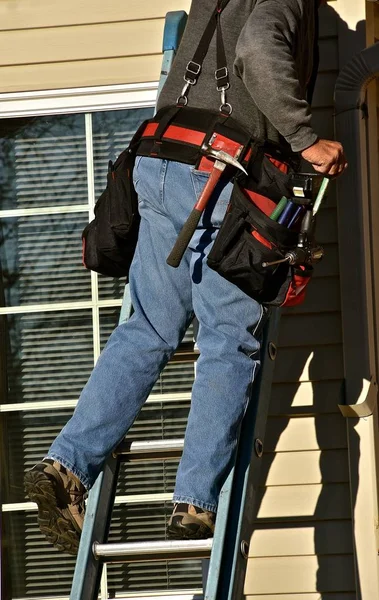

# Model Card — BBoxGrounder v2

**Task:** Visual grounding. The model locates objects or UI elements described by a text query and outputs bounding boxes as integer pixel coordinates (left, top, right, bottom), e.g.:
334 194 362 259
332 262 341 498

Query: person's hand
301 139 348 177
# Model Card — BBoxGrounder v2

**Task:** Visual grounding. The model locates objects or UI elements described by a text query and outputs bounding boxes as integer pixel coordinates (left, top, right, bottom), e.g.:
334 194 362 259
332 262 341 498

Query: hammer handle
194 164 224 211
166 164 225 268
166 208 202 267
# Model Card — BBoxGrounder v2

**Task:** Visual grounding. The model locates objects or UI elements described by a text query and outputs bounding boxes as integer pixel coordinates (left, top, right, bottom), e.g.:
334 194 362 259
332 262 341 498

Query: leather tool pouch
207 180 313 307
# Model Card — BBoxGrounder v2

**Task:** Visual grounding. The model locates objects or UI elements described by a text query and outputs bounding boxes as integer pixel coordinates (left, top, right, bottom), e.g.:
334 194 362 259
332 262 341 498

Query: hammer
166 144 247 268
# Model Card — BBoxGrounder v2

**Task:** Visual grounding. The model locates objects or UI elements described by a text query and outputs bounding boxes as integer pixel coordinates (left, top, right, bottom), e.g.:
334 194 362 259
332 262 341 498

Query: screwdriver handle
262 256 290 268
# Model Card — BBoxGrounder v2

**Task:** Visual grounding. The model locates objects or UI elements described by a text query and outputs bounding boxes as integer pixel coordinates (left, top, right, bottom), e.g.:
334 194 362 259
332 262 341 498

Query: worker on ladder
25 0 347 555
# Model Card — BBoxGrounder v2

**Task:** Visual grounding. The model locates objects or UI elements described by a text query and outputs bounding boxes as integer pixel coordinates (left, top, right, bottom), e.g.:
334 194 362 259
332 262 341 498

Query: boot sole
24 469 81 555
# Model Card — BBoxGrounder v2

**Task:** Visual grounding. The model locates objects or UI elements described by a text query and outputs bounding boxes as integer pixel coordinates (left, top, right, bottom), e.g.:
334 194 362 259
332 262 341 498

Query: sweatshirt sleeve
234 0 318 153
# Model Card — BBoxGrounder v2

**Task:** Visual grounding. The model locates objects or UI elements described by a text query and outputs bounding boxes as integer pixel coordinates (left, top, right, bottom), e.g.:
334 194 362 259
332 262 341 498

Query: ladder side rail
204 308 281 600
70 455 119 600
227 308 281 600
157 11 188 100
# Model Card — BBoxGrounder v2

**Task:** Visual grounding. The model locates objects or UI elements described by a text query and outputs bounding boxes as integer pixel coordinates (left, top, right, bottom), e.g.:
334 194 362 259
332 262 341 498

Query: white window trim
0 82 159 119
0 392 192 413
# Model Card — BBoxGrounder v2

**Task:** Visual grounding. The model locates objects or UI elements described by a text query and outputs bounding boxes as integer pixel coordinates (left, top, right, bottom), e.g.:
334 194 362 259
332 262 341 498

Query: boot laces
67 482 85 507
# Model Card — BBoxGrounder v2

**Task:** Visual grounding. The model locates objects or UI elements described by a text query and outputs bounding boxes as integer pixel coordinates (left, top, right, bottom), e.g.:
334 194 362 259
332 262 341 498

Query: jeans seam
160 159 168 210
252 303 265 338
172 495 218 513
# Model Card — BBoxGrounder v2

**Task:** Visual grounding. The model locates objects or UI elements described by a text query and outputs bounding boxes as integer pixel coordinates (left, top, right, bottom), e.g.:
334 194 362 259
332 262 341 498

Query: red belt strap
141 123 249 174
142 123 206 147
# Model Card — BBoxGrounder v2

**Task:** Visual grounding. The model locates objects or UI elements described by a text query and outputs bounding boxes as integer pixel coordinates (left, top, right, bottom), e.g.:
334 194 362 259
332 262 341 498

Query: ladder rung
93 538 213 563
170 341 199 363
114 438 184 461
116 595 203 600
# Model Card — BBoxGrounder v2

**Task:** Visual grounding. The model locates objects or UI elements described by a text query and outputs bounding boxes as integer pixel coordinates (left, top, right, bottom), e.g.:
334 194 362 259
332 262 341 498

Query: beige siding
247 596 356 600
0 0 190 28
250 521 353 555
246 555 356 594
0 0 191 92
0 56 162 92
247 3 355 597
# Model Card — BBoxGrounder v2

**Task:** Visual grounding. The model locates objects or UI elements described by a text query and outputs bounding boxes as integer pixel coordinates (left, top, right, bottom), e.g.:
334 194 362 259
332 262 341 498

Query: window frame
0 82 159 119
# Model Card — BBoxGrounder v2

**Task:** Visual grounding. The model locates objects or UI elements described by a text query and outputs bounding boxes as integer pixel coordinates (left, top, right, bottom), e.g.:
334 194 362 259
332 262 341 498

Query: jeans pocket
190 168 210 198
190 168 233 227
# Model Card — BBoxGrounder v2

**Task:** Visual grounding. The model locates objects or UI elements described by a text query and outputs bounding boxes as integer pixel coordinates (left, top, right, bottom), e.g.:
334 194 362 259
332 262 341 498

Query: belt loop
155 106 181 140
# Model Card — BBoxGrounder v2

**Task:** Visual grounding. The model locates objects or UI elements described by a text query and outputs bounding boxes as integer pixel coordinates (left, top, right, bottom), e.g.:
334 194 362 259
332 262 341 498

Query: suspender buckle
185 61 202 84
215 67 228 81
187 61 201 75
215 67 230 92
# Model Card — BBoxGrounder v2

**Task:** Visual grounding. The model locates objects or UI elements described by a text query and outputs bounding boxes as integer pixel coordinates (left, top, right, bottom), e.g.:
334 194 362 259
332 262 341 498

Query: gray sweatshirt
157 0 318 154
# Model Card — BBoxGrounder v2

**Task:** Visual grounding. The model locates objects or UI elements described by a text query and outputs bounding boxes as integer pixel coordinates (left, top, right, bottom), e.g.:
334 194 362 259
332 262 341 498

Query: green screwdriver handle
312 178 329 216
270 197 288 221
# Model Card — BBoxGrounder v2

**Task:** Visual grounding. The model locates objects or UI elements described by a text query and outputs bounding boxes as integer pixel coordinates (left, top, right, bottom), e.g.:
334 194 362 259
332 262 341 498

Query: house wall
245 2 359 597
0 0 365 598
0 0 191 92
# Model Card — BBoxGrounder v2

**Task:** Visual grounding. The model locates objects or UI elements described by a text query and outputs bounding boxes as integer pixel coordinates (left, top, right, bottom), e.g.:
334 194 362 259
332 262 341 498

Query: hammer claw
201 144 248 175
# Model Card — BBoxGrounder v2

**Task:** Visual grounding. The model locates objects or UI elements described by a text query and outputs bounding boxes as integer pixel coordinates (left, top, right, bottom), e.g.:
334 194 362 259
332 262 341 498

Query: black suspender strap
178 0 233 114
184 12 219 84
215 6 231 113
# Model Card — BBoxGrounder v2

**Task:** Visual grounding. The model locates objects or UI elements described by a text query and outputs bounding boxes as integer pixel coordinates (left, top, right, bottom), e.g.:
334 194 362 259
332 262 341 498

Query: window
0 86 202 599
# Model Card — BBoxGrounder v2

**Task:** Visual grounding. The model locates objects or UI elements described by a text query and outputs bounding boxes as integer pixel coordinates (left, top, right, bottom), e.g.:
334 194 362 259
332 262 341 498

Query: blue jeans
48 157 264 512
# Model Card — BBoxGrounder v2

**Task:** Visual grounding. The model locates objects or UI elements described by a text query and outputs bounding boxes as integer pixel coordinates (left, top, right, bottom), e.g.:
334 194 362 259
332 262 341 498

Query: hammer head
201 144 248 175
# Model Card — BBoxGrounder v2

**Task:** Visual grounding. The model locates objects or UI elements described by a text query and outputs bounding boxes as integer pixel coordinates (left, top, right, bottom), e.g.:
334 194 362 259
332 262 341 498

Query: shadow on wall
251 3 366 599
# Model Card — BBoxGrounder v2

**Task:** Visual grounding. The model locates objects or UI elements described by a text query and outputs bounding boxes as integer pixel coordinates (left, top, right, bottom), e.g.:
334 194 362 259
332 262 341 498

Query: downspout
335 42 379 599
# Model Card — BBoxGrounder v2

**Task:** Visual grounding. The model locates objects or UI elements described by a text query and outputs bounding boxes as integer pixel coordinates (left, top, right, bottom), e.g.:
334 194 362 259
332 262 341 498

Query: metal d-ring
177 95 188 106
255 438 264 458
220 103 233 115
268 342 277 361
240 540 249 559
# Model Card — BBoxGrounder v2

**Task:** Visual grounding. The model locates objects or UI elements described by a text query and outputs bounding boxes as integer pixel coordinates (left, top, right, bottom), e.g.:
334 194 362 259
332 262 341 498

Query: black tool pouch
82 123 148 278
207 182 312 306
247 146 299 202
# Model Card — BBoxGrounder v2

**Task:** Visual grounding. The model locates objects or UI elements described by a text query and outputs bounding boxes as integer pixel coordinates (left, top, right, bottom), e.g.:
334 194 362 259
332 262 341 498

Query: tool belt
129 104 314 308
136 104 298 193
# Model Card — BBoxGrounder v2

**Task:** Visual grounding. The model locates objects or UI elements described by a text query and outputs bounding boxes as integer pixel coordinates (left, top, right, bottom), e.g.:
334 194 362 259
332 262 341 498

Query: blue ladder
69 11 282 600
157 11 188 100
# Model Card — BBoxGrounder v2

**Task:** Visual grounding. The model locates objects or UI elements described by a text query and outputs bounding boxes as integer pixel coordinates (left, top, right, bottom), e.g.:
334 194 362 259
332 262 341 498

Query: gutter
335 42 379 600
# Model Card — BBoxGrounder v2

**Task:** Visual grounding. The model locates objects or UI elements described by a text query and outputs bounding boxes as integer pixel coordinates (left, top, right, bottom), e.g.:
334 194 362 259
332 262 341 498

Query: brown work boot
24 459 86 555
167 503 216 539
